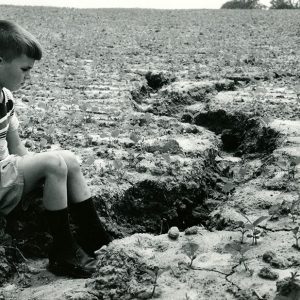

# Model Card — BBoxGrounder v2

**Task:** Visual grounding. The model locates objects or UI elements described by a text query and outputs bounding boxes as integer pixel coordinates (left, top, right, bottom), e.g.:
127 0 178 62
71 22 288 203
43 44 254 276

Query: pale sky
0 0 271 9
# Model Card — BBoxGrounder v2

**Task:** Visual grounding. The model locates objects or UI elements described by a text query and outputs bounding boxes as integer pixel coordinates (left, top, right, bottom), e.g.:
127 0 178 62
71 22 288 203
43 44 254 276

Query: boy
0 20 111 278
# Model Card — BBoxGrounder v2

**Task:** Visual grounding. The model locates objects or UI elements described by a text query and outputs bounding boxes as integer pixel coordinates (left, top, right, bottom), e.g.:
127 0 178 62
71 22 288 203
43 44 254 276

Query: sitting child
0 20 111 278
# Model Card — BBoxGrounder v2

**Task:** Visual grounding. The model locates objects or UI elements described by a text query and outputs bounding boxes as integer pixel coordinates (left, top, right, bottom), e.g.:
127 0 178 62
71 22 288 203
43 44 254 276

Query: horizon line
0 4 222 9
0 3 272 10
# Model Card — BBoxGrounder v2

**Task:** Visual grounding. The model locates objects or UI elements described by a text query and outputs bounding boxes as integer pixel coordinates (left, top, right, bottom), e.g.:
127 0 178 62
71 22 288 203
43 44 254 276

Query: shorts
0 155 24 215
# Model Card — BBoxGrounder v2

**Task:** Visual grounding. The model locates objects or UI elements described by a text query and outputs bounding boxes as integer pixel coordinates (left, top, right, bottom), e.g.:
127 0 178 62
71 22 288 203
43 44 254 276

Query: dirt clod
258 267 279 280
168 227 180 240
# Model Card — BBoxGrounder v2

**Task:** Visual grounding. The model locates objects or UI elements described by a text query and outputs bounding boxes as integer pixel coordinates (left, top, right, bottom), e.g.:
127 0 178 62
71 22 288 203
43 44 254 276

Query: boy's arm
6 129 29 156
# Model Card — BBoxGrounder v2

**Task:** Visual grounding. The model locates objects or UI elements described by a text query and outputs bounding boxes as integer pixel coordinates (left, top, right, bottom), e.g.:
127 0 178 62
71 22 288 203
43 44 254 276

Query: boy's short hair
0 20 42 62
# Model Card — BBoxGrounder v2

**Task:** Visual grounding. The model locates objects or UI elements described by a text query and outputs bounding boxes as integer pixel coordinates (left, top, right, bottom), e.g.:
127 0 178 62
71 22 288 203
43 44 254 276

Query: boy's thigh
0 155 24 215
0 153 50 216
50 150 78 168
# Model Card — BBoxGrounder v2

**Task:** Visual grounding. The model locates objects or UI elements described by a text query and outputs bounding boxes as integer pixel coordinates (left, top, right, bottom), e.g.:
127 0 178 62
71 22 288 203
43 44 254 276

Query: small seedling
275 156 300 180
236 221 249 244
185 293 193 300
239 167 249 180
144 266 170 298
268 204 281 221
221 182 235 202
292 226 300 250
287 161 297 180
275 271 300 299
225 242 251 273
241 214 268 245
289 199 300 223
294 84 300 102
222 182 235 195
290 271 300 282
181 241 200 267
135 237 142 247
113 159 126 182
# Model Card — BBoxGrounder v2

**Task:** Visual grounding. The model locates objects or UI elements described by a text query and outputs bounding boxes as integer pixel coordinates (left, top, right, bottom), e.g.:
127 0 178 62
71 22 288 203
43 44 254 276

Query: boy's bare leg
50 151 111 255
17 151 97 278
19 149 111 257
19 150 90 206
51 150 91 203
18 152 68 210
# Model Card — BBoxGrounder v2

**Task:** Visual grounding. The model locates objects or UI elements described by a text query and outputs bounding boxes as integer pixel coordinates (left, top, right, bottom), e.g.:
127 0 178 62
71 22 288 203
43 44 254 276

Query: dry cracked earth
0 5 300 300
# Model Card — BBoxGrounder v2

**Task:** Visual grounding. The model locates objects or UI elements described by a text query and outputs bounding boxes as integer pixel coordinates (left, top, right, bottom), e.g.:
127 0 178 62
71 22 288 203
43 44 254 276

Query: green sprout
127 133 147 168
289 193 300 223
222 182 235 195
113 159 126 182
236 221 249 244
181 241 200 267
268 204 281 221
294 84 300 103
276 156 300 181
276 270 300 298
241 214 268 245
185 293 193 300
222 182 235 202
290 271 300 282
144 266 170 299
288 161 297 180
292 226 300 250
225 242 251 273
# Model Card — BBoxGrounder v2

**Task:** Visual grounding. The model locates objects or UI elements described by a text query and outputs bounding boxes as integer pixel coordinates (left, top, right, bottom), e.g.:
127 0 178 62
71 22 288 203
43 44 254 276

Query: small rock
258 267 279 280
270 257 288 269
161 139 181 154
25 140 34 148
22 96 29 102
168 227 180 240
185 226 198 235
145 71 172 89
287 256 300 267
262 251 276 263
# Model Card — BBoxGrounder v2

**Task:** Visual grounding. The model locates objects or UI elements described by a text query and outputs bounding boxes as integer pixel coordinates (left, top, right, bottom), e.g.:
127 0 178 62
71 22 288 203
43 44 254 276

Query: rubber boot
69 197 112 257
46 207 97 278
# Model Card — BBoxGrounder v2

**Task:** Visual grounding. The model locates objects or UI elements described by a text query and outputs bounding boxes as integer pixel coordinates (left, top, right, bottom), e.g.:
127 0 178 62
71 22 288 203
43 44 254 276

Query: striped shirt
0 88 19 161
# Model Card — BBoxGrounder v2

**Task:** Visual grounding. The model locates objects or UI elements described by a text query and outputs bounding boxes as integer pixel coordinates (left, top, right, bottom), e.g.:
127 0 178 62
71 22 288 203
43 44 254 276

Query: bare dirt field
0 6 300 300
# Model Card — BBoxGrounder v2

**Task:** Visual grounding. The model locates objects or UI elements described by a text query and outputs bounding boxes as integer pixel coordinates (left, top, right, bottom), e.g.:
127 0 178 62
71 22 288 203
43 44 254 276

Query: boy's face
0 54 35 91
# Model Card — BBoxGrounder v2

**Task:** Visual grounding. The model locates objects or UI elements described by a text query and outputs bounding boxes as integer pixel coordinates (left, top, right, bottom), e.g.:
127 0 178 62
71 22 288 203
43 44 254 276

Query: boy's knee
45 153 68 177
60 150 81 174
